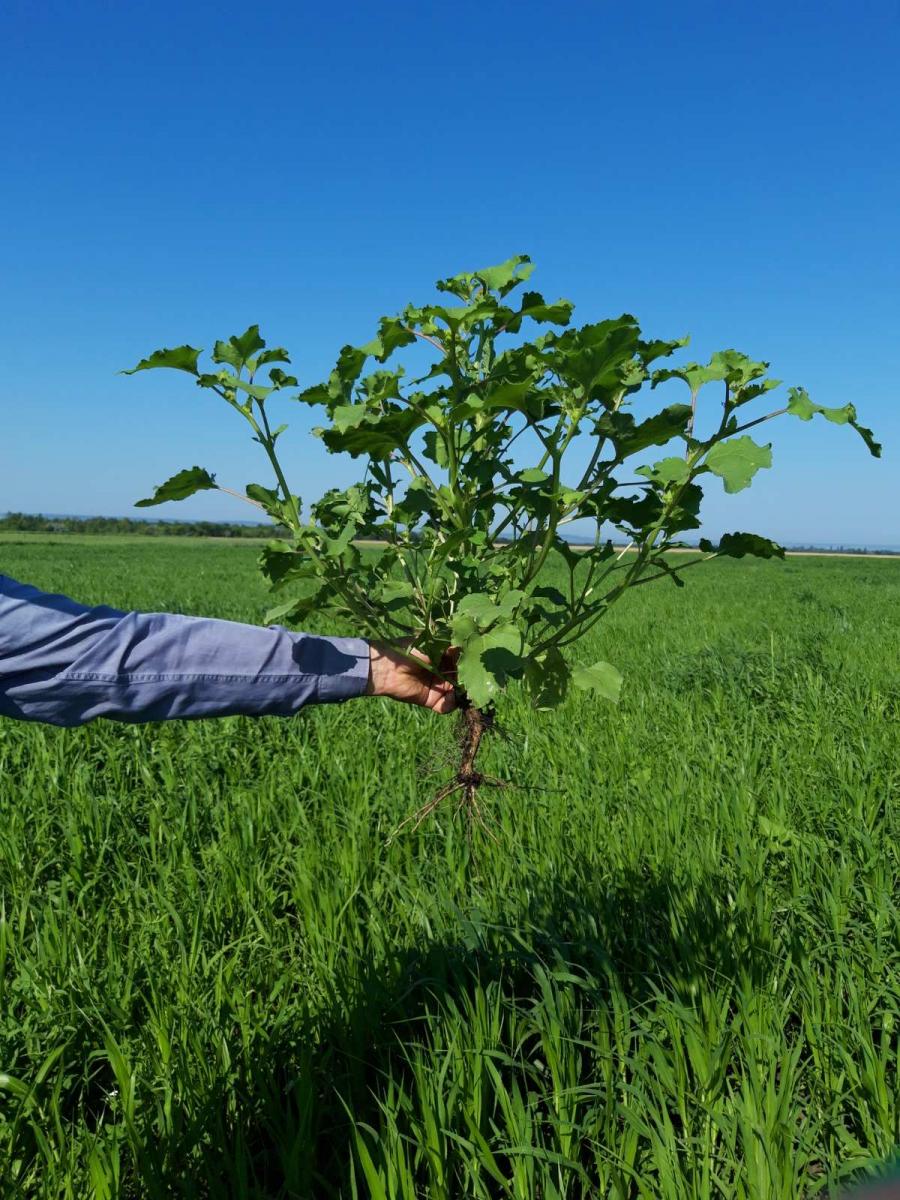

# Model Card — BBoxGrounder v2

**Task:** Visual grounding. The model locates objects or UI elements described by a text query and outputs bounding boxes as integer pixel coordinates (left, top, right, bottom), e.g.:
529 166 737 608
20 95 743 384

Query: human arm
0 573 454 727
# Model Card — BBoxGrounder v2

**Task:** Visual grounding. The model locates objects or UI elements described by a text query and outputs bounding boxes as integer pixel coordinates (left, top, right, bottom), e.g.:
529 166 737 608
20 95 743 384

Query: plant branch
732 406 789 436
625 553 714 588
403 325 445 356
215 485 266 511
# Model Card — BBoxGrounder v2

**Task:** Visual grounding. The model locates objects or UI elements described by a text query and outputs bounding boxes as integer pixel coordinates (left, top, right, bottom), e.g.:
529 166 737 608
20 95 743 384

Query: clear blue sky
2 0 897 546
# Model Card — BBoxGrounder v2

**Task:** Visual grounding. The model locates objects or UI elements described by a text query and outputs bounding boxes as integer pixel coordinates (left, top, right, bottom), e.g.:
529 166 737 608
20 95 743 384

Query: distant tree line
1 513 894 555
0 512 287 538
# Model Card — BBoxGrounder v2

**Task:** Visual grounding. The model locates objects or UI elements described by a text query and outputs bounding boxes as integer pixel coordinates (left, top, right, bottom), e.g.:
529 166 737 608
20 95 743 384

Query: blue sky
1 0 897 546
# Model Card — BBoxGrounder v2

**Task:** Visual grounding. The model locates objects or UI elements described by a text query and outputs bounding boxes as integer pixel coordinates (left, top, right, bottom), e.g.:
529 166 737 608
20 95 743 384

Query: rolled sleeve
0 574 370 727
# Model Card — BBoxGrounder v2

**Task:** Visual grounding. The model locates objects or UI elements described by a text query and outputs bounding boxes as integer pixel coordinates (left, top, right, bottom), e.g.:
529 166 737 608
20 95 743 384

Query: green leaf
705 436 772 493
665 481 704 534
451 590 524 640
331 404 368 433
295 381 336 407
502 291 574 332
597 404 693 460
786 387 882 457
122 345 201 376
245 482 280 508
372 317 417 360
269 368 298 389
457 625 523 708
524 646 570 709
310 343 371 407
480 378 540 414
259 542 318 588
637 335 689 366
547 316 643 405
212 325 267 370
322 518 358 558
256 347 291 367
707 349 770 391
476 255 535 295
434 256 533 301
265 587 331 625
377 578 415 611
601 489 664 530
135 466 216 507
230 378 274 401
391 477 438 525
652 361 724 393
321 409 425 458
636 456 692 486
699 531 785 559
198 371 278 403
571 660 623 703
652 351 771 402
518 467 551 484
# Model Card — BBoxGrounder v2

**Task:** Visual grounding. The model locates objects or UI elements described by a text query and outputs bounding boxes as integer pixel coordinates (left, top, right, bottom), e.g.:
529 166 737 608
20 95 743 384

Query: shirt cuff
287 632 370 703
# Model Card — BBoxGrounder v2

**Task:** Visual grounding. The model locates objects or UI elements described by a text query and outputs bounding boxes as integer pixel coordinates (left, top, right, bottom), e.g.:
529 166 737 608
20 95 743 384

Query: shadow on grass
121 864 784 1198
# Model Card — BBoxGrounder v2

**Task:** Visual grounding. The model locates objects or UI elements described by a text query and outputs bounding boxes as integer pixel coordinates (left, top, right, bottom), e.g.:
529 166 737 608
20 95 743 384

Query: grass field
0 537 898 1198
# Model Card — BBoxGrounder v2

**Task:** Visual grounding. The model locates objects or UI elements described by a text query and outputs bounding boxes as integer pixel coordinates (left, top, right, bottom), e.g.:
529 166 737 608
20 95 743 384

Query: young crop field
0 536 898 1199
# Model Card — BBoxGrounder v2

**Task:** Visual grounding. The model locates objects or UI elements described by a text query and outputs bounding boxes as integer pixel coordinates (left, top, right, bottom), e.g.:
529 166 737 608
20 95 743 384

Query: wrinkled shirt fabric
0 574 369 726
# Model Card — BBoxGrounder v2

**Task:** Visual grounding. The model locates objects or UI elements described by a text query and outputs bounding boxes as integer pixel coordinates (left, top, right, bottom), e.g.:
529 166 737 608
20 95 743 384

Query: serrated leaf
601 489 664 530
705 436 772 493
476 255 534 295
653 351 771 402
122 345 201 376
699 531 785 559
571 660 623 703
135 466 216 507
708 349 770 390
637 335 689 365
652 360 728 393
636 456 691 486
321 409 425 458
598 405 692 460
256 347 291 367
546 316 645 407
372 316 417 360
213 324 266 369
786 387 882 457
269 368 298 389
212 342 242 369
503 291 574 333
665 481 704 534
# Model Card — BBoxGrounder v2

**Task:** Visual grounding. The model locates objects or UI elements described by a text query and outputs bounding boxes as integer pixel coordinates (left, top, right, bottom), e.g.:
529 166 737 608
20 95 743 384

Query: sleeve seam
60 670 339 684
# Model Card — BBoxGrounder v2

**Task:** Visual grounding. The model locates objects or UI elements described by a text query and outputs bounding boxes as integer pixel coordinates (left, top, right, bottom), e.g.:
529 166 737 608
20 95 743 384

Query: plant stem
215 486 266 511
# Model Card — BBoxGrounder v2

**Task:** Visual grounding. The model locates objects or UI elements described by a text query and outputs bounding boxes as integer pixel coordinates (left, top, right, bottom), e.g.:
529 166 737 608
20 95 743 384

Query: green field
1 538 898 1198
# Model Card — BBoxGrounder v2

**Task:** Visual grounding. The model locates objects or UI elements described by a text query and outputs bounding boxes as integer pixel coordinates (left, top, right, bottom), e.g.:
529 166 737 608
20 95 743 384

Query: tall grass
0 539 897 1197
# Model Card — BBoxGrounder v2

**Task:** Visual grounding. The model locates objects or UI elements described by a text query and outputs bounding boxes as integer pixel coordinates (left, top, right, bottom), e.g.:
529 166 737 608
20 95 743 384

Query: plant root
388 700 507 841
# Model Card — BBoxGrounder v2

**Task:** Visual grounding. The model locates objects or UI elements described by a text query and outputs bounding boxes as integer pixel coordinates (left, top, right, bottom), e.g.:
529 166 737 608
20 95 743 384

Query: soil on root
390 699 508 840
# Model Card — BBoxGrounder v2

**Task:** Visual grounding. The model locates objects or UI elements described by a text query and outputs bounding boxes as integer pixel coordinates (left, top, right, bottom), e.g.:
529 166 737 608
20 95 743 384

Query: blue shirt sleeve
0 573 370 726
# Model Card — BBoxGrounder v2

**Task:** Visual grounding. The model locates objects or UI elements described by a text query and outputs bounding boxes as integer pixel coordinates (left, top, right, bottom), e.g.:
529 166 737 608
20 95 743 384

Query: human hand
366 642 458 714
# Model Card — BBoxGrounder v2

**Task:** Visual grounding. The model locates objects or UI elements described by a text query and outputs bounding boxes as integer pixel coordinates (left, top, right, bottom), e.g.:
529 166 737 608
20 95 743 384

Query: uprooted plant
126 255 880 830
